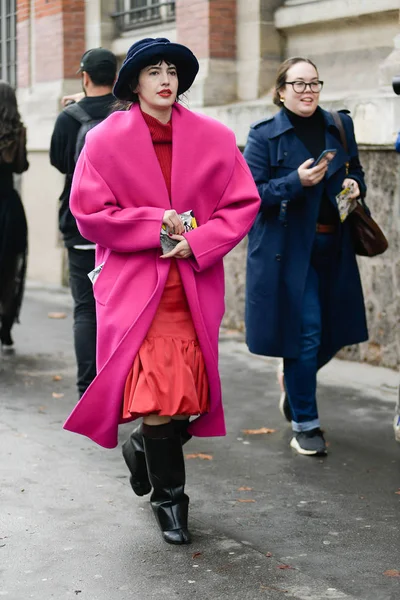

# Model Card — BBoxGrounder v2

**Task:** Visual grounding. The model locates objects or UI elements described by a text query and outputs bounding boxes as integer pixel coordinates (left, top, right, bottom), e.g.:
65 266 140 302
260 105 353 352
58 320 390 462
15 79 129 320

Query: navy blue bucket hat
113 37 199 101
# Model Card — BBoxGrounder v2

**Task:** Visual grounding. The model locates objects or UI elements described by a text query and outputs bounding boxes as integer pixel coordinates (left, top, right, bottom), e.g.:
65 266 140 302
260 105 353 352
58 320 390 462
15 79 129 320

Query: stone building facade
4 0 400 367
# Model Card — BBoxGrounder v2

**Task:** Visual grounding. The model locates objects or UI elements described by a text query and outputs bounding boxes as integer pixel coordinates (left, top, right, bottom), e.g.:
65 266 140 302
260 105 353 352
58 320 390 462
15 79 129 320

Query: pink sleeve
70 148 165 253
184 149 261 272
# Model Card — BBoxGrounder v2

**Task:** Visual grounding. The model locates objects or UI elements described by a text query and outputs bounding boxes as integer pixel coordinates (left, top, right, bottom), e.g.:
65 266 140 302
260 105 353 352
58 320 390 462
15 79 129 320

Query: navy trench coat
244 107 368 364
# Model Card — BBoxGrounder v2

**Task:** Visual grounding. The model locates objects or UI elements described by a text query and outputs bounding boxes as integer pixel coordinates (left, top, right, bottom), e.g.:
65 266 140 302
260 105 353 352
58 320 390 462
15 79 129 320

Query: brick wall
17 0 85 86
176 0 209 59
209 0 236 59
176 0 236 60
34 0 62 19
35 13 64 82
17 1 29 88
62 0 85 79
17 1 30 87
17 0 30 22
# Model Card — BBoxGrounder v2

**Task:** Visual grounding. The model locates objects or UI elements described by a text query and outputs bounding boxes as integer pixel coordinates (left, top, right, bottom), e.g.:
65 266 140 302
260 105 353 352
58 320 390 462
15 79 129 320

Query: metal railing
0 0 17 88
112 1 176 33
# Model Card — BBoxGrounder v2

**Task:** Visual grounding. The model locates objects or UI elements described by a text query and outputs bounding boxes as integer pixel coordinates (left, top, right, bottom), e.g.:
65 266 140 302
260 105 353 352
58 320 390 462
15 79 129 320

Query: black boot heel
143 426 191 545
153 496 191 544
122 425 151 496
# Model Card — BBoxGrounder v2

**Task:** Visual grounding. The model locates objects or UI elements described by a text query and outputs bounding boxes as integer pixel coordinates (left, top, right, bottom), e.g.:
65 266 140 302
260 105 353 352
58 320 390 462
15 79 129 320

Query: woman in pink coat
64 37 260 545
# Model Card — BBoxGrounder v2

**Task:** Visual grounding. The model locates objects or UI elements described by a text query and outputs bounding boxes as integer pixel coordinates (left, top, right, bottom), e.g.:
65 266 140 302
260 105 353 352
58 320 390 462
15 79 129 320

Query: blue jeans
284 233 337 432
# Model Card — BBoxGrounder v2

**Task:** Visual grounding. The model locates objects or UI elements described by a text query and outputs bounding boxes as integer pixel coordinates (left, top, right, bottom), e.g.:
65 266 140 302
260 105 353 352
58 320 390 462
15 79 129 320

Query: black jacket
50 94 115 247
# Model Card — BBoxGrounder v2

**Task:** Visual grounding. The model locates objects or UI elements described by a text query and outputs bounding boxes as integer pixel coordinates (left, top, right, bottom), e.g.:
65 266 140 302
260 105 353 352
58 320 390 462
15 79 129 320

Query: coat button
275 254 281 261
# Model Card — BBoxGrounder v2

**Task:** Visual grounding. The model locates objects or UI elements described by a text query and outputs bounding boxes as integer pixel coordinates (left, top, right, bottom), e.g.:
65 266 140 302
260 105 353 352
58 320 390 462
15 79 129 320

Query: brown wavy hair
0 81 24 163
273 57 319 106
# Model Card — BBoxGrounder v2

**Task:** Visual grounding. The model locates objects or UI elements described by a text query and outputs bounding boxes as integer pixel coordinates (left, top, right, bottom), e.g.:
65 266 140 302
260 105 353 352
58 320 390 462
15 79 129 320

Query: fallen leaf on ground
265 552 273 557
53 375 63 381
236 499 256 503
52 392 64 399
242 428 277 435
260 585 288 593
238 486 253 491
395 490 400 495
185 453 213 461
383 570 400 577
278 564 295 570
48 312 67 319
192 552 202 559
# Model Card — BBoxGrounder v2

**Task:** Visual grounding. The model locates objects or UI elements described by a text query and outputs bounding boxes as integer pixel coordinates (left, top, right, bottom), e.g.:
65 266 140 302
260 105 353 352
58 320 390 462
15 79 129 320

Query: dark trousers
68 248 97 398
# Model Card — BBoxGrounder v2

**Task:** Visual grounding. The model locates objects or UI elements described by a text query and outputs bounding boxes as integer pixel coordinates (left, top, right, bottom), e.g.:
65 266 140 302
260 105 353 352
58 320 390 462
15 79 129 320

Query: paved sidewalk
0 286 399 600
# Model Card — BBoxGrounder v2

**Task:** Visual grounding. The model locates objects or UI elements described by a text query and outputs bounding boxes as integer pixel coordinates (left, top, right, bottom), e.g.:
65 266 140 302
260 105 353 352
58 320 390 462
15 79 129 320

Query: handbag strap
331 111 370 214
330 110 349 174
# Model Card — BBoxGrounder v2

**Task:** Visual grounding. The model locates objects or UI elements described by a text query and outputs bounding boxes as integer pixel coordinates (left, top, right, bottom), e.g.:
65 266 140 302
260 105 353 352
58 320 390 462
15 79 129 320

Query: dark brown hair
0 81 24 164
273 57 319 106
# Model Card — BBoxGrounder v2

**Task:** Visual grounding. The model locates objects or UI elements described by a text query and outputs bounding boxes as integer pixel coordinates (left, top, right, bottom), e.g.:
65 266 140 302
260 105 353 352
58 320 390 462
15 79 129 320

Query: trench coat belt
316 223 336 234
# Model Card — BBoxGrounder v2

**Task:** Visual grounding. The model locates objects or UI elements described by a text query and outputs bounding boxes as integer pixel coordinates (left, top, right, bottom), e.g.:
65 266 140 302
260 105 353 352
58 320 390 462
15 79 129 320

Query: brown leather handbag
331 111 388 257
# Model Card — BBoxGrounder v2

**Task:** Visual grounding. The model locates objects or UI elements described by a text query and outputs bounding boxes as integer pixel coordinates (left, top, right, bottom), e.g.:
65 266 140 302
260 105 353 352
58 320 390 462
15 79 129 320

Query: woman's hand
162 210 185 235
343 178 360 199
298 158 329 187
161 235 193 259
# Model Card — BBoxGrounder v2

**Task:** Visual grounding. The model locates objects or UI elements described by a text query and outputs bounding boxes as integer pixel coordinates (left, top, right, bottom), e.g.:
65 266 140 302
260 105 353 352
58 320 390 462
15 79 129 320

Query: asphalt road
1 286 399 600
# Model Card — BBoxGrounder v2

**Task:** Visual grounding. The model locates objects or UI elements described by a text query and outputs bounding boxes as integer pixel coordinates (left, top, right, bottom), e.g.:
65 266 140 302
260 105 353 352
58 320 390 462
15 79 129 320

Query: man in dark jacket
50 48 117 398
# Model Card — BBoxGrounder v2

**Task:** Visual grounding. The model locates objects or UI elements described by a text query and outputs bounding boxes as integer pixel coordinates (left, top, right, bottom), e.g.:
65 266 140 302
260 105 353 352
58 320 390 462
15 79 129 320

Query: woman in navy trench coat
244 57 368 456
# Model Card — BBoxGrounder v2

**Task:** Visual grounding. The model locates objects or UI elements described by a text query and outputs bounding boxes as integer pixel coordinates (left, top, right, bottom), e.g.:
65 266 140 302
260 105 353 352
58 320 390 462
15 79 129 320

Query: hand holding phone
298 157 329 187
311 148 337 168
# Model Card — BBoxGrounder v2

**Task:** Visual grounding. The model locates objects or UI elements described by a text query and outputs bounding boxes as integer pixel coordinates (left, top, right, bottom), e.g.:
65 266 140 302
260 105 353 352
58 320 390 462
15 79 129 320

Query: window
0 0 17 87
113 0 175 33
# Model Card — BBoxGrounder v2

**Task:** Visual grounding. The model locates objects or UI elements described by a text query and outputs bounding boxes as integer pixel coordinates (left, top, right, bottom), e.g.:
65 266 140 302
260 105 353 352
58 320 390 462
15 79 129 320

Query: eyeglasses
285 80 324 94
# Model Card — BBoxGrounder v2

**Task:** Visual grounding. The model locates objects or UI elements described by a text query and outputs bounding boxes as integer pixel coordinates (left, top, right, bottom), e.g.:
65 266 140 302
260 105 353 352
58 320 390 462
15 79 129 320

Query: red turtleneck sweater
141 110 172 199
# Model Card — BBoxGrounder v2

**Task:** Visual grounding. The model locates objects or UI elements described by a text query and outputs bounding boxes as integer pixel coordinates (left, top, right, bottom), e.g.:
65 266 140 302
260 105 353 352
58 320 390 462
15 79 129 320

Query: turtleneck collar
141 109 172 143
283 105 324 127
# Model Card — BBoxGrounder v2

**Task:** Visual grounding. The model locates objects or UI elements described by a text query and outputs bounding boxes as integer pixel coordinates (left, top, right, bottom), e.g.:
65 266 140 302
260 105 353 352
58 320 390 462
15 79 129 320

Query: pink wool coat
63 103 260 448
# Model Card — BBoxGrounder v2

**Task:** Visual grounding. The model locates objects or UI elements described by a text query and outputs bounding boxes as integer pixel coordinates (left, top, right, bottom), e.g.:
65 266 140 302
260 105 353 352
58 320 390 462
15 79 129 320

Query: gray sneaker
290 428 327 456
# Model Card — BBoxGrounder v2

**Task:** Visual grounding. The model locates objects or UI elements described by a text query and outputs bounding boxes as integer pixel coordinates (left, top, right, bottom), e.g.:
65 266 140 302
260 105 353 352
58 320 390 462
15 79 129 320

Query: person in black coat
244 57 368 456
0 81 29 351
50 48 116 398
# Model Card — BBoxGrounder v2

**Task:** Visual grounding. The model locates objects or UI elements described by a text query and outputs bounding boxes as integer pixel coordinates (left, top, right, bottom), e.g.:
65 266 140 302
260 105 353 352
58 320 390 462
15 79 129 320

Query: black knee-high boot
142 422 191 545
121 423 152 496
0 315 14 347
122 419 191 497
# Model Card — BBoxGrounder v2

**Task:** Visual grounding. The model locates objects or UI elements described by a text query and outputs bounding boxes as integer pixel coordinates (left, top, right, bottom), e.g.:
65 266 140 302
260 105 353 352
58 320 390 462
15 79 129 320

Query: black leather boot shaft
143 432 191 545
122 419 191 497
121 424 151 496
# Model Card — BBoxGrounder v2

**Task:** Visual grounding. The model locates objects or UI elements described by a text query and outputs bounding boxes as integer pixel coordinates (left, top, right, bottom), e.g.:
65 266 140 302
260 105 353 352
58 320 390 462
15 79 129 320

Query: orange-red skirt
122 260 209 419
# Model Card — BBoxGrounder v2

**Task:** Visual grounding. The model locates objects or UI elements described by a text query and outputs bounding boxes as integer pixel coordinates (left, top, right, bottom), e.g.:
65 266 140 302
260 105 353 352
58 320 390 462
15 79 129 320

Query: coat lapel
275 132 312 168
170 104 199 215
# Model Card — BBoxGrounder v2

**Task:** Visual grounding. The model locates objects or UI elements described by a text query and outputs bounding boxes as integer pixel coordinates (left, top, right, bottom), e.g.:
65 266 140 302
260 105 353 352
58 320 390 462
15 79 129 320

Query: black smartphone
312 148 337 167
